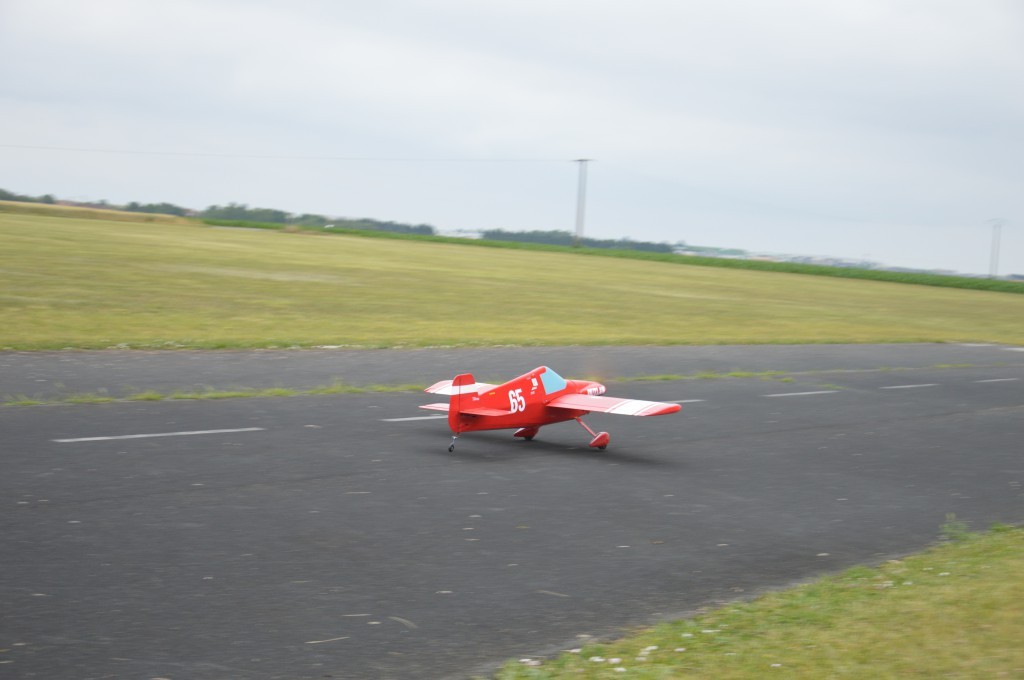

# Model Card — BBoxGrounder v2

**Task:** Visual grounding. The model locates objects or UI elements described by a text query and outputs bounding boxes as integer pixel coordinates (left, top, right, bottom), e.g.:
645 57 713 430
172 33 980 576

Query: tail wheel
513 427 540 441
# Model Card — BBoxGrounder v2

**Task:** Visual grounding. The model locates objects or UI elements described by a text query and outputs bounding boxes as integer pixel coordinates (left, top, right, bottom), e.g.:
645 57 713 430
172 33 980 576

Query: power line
0 143 570 163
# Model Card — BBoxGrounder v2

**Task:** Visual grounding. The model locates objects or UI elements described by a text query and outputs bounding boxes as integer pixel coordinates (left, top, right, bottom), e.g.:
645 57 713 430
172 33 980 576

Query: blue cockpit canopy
539 366 567 394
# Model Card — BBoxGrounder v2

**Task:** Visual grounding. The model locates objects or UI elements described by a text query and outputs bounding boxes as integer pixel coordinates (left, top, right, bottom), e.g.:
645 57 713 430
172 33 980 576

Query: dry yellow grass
1 208 1022 349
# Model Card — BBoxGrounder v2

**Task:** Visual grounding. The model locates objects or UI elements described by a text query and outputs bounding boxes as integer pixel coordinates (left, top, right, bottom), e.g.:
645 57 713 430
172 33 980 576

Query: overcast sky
2 0 1023 275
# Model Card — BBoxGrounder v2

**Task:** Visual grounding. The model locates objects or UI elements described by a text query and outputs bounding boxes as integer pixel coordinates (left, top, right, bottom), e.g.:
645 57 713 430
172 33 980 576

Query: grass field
497 525 1024 679
2 208 1022 349
201 217 1024 295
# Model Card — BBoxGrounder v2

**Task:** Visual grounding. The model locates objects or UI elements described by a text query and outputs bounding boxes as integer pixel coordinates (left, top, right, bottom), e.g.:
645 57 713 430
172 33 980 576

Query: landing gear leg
575 417 610 450
448 435 458 453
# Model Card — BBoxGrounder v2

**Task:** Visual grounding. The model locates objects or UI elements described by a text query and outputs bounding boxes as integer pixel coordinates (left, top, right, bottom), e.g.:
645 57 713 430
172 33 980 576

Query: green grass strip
620 370 790 382
0 371 802 407
1 381 429 407
497 523 1024 679
0 365 996 407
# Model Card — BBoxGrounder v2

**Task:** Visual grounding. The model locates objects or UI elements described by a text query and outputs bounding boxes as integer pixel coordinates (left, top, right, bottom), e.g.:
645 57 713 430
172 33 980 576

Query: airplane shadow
420 431 679 468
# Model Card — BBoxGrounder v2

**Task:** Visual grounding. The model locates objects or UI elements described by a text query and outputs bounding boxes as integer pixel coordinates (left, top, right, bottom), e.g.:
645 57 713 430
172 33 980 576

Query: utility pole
573 159 591 247
988 218 1006 279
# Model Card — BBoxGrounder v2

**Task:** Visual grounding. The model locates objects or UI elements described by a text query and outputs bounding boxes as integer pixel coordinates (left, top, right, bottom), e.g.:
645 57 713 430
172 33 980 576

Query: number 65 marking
508 388 526 413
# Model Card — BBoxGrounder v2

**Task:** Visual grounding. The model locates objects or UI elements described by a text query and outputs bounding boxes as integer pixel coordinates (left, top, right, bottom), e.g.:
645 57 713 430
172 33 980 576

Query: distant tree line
481 229 677 253
125 201 190 216
0 189 435 236
3 188 670 248
4 188 684 253
202 203 435 235
0 187 56 204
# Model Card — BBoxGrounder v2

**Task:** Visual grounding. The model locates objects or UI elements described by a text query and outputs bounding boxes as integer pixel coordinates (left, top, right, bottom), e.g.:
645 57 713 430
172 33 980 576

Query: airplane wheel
514 427 539 441
597 445 607 451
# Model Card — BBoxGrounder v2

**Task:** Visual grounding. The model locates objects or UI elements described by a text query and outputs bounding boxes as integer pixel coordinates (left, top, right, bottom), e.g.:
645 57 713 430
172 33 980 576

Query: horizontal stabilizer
547 393 681 417
419 400 510 416
424 379 495 395
460 406 513 417
418 402 510 417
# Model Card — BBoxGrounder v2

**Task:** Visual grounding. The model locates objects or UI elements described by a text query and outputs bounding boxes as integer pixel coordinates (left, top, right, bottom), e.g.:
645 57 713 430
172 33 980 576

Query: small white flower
681 633 694 638
674 647 687 652
614 668 627 673
609 658 621 664
589 656 605 663
771 663 783 668
643 645 659 652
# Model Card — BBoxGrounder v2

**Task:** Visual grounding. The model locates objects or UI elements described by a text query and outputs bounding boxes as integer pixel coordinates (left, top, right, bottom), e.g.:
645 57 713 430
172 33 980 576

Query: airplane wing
418 402 510 417
547 393 681 416
424 380 496 395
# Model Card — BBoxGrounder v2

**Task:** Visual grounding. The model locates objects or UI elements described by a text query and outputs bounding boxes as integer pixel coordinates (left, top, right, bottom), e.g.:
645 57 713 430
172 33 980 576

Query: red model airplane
420 365 680 451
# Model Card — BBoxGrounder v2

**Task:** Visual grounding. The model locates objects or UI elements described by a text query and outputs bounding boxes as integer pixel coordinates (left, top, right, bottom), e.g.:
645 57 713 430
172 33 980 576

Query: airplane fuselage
450 369 604 434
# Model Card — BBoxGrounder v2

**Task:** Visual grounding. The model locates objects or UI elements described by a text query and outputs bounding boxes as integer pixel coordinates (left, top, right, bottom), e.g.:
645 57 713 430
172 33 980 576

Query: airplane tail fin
448 373 476 434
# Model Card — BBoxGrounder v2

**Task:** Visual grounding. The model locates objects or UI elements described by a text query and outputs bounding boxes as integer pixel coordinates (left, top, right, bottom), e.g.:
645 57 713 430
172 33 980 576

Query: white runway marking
762 390 838 398
879 384 938 390
305 636 349 644
669 399 706 404
53 427 265 443
974 378 1019 383
1004 347 1024 352
381 415 448 422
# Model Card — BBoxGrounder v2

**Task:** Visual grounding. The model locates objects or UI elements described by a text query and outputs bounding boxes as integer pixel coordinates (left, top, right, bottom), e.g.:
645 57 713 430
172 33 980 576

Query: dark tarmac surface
2 344 1023 679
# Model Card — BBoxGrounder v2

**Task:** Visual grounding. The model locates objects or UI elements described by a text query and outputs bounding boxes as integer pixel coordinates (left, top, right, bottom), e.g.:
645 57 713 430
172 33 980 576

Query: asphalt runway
2 344 1023 679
